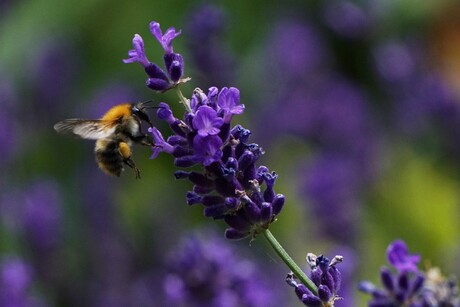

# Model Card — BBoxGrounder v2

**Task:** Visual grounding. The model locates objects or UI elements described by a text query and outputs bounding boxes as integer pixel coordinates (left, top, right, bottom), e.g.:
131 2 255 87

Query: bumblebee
54 101 154 179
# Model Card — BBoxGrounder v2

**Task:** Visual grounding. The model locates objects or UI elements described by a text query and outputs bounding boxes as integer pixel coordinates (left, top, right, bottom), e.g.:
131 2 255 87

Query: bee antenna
142 106 165 110
140 99 153 106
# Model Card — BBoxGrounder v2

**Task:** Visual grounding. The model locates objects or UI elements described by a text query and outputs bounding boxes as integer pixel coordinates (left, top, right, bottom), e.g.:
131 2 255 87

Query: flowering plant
124 20 332 305
359 240 459 306
123 20 460 307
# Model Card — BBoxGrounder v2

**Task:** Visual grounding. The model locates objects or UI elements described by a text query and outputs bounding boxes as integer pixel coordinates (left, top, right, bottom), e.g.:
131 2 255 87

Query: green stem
175 87 192 113
262 229 318 294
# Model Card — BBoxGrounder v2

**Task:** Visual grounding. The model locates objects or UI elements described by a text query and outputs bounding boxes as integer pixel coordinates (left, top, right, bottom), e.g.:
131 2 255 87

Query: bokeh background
1 0 460 306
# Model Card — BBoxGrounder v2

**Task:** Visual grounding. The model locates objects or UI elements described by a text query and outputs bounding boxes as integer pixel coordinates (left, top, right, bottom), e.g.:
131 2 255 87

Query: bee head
132 100 154 127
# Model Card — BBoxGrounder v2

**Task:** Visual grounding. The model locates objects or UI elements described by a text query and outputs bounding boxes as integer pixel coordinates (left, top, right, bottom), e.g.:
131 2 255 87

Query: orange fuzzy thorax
100 104 132 121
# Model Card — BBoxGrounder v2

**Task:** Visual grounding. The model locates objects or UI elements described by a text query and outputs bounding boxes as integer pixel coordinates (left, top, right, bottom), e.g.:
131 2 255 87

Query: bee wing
54 119 116 140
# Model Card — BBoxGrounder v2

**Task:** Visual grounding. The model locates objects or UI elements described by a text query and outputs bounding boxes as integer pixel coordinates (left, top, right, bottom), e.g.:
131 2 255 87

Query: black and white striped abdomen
94 138 124 177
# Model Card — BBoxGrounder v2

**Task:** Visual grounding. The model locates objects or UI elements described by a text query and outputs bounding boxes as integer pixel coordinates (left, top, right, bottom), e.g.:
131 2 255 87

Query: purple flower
123 34 149 67
387 239 420 273
85 82 137 118
148 127 174 159
23 181 62 252
192 105 224 136
0 257 39 307
322 0 371 39
359 240 425 306
192 134 223 166
359 240 460 306
28 38 81 124
162 230 282 306
0 258 31 297
302 153 361 244
149 21 181 54
373 40 416 84
149 87 285 239
287 253 343 306
0 180 62 253
268 19 328 79
185 4 236 88
124 21 186 92
217 87 244 123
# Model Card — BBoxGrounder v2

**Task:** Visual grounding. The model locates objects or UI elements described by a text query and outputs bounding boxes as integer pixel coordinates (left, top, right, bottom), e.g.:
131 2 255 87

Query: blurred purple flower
373 40 417 84
79 168 146 307
268 19 329 80
0 257 31 297
359 240 459 306
23 180 62 252
185 4 235 87
322 0 371 39
0 256 43 307
393 72 459 137
85 82 138 118
260 75 378 168
256 72 378 245
29 39 80 117
374 39 460 154
0 180 62 253
302 154 361 244
163 231 282 306
387 239 421 273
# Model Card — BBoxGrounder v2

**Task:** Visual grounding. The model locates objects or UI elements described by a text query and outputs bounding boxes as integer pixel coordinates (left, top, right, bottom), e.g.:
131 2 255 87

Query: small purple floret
123 34 150 67
150 22 182 54
148 127 174 159
193 106 224 137
217 87 245 123
387 239 420 273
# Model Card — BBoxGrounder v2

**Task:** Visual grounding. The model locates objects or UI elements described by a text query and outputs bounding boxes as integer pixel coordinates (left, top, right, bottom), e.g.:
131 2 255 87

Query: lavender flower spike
124 21 187 92
359 240 460 306
287 253 343 306
150 87 285 239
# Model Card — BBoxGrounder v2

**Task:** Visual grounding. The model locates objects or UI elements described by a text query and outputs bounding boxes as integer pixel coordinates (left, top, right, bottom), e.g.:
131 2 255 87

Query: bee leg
123 158 141 179
118 141 141 179
132 134 154 146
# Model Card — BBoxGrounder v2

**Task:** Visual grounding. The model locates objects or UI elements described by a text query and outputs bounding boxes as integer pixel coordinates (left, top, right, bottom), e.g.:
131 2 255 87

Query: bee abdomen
95 139 124 177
